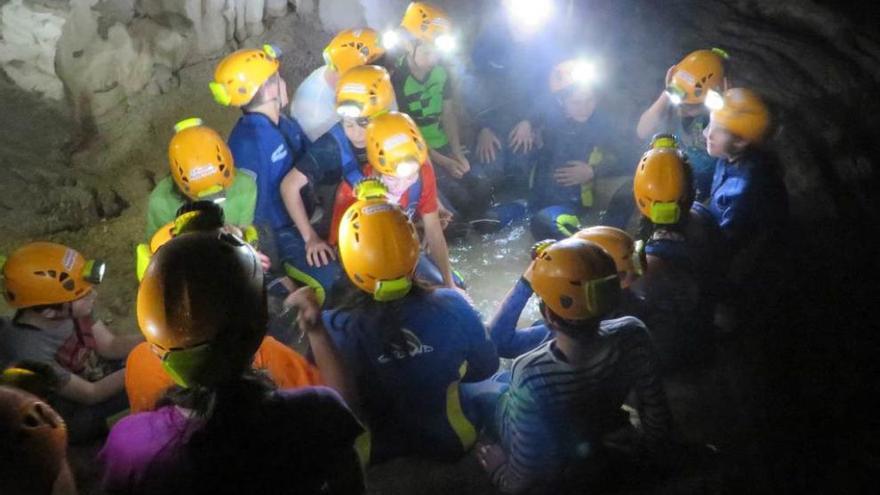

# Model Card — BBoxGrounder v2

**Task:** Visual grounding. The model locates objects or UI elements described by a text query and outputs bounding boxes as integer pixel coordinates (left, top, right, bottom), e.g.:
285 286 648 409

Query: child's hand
508 120 535 153
477 128 501 163
554 161 594 187
438 204 454 229
257 250 272 272
286 287 321 331
305 237 337 267
477 443 507 474
452 154 471 178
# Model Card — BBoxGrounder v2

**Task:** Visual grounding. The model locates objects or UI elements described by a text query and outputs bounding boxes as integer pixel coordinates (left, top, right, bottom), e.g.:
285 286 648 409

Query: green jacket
145 172 257 239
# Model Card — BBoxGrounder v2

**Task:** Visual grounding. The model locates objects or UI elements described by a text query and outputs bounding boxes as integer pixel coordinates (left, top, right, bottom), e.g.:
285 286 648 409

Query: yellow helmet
137 231 266 388
401 2 452 45
633 135 691 225
531 238 620 322
209 45 280 107
324 29 373 75
335 65 395 120
338 198 420 301
2 243 104 309
710 88 771 143
574 226 643 284
168 118 235 200
366 111 428 178
666 48 728 105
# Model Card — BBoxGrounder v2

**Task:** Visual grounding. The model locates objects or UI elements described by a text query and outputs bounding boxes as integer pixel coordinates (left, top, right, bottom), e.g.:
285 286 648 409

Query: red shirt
329 161 439 245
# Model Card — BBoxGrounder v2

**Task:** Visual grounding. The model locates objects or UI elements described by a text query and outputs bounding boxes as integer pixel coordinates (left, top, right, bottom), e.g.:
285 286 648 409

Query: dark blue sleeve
488 278 551 359
279 116 306 158
321 310 362 372
328 125 365 186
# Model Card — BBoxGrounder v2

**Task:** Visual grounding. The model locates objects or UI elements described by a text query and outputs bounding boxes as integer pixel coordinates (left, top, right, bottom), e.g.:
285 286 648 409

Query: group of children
1 1 789 494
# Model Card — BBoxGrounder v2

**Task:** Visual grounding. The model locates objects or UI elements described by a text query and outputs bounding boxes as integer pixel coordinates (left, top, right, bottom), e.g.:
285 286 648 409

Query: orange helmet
338 198 420 301
666 48 728 105
168 118 235 200
324 30 372 75
210 45 280 107
366 111 428 178
633 135 691 225
335 65 395 120
150 222 177 254
401 2 453 45
0 386 67 494
549 59 599 94
710 88 771 143
2 242 104 309
531 238 621 321
574 226 644 284
137 231 266 388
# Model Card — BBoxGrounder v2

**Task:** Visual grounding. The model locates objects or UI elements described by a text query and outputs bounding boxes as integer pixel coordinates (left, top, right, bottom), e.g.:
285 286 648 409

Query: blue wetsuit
529 108 616 240
227 112 341 303
707 151 787 252
323 288 498 463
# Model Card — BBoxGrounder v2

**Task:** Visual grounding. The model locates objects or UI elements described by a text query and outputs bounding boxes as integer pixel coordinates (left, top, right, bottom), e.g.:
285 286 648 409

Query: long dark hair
330 276 433 358
151 369 278 494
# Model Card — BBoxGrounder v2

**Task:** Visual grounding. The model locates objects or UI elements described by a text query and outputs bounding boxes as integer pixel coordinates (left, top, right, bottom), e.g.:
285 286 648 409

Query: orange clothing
125 336 322 413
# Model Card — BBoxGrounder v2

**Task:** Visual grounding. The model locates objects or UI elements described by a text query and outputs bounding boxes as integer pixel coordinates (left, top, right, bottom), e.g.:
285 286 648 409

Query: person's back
498 317 664 457
325 287 497 461
102 384 361 495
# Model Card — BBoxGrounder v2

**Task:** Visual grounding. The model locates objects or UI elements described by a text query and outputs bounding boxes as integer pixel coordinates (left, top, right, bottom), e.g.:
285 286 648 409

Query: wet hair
331 276 433 359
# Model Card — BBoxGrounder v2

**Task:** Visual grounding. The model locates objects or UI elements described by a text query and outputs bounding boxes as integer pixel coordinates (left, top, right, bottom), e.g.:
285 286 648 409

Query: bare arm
281 169 320 243
289 288 359 413
57 369 125 406
441 98 465 160
92 321 143 360
636 93 671 140
422 212 455 287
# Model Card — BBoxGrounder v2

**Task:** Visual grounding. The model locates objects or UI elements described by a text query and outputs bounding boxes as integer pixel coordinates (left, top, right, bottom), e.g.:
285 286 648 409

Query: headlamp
666 85 685 105
395 160 420 178
704 89 725 111
507 0 555 30
160 342 214 388
337 103 364 119
571 60 597 85
381 30 401 50
435 34 457 53
82 259 106 285
651 134 677 150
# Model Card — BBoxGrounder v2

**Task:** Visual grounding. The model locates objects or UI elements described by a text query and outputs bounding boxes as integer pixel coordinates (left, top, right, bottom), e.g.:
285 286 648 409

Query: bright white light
571 61 597 84
667 92 683 105
507 0 555 29
435 34 457 53
382 30 400 50
704 90 725 111
396 161 420 178
337 104 363 118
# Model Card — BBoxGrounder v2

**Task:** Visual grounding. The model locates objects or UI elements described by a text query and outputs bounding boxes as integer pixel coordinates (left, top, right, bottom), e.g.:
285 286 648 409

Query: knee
530 206 582 240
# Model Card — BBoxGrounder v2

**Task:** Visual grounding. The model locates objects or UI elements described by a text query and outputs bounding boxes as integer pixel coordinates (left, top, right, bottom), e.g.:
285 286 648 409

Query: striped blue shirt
492 316 672 493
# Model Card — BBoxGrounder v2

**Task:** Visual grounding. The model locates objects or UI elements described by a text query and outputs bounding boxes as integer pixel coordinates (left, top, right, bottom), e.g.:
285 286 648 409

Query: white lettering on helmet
383 133 410 150
188 165 219 181
62 249 77 270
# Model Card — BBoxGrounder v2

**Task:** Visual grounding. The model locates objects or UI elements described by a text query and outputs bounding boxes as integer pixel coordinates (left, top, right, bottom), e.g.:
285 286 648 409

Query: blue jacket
323 288 498 461
708 152 787 249
227 113 306 231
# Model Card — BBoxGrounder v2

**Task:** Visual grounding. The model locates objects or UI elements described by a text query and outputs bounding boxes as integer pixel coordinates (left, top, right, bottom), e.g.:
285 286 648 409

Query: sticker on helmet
676 70 696 85
383 133 410 150
362 203 394 216
62 249 77 270
188 165 218 181
340 83 368 95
